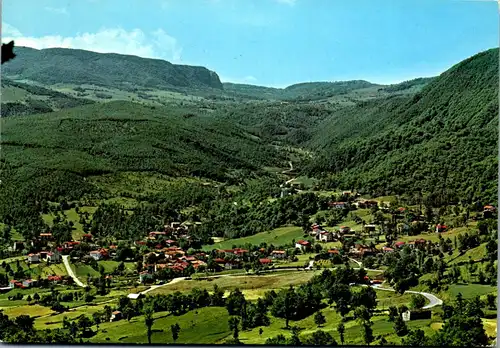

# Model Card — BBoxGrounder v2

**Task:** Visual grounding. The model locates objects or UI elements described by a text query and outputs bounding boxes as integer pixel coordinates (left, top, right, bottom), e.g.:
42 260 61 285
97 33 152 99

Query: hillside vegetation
3 46 223 91
306 48 498 204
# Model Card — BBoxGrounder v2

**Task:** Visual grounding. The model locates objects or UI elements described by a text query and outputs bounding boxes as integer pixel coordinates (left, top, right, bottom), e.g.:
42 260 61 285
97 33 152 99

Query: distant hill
222 78 434 102
305 48 498 204
2 46 223 91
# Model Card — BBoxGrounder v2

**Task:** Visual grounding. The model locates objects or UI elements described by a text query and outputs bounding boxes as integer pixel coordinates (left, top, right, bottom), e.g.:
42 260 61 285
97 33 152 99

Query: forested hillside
305 48 498 204
1 78 94 116
2 46 223 91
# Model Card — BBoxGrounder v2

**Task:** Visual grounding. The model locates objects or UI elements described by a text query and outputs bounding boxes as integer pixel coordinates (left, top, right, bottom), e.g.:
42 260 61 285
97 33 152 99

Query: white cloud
44 7 69 15
2 23 183 63
220 75 258 84
275 0 297 5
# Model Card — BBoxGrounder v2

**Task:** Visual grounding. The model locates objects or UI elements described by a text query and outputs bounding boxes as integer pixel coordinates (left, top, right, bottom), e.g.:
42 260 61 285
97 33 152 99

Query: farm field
202 226 305 251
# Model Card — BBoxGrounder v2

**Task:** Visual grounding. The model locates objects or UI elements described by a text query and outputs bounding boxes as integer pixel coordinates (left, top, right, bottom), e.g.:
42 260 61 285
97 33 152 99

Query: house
329 202 347 209
435 224 447 233
327 249 340 255
47 275 62 284
12 241 25 251
407 241 416 249
414 239 427 247
382 246 394 253
90 250 104 260
483 205 496 219
363 224 377 233
27 253 40 263
39 233 54 240
110 311 122 322
394 241 406 249
317 231 334 242
339 226 351 234
259 258 272 265
9 280 17 289
214 258 240 270
402 310 432 322
295 240 311 251
46 251 61 262
271 250 286 259
22 279 37 288
139 271 154 283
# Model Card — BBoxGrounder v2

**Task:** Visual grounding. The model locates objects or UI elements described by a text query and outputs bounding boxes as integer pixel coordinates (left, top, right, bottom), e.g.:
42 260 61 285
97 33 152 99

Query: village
3 192 495 296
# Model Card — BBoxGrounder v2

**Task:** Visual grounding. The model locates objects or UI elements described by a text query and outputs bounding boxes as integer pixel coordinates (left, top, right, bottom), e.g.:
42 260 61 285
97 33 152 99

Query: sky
2 0 498 87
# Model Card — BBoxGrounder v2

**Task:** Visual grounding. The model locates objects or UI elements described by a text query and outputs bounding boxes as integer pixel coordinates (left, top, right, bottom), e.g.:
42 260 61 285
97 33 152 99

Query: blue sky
3 0 498 87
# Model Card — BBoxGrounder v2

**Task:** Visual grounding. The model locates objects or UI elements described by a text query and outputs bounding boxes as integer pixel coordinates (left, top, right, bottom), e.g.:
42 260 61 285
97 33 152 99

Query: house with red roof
259 258 272 265
382 246 394 253
271 250 286 259
295 240 311 251
394 241 406 248
47 275 62 284
328 249 340 255
435 224 447 233
22 279 37 288
27 253 40 263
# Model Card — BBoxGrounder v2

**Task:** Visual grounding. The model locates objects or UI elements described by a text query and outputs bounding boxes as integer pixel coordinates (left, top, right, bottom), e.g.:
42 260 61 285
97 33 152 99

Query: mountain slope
2 47 223 91
1 101 284 192
305 48 498 204
1 78 95 116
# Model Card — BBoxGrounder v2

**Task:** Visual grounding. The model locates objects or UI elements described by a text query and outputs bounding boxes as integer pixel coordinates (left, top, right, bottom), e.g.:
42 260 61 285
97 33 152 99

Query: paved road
62 255 86 288
369 284 443 309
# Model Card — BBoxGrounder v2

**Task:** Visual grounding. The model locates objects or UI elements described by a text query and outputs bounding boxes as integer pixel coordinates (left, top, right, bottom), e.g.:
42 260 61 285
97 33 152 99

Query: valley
0 45 497 346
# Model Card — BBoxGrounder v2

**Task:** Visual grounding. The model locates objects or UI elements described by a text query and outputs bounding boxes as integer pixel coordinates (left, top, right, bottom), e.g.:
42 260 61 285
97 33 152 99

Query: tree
270 286 296 329
388 306 398 322
228 316 240 340
337 322 345 345
77 315 92 337
361 322 374 346
393 315 408 337
171 323 181 343
259 328 263 336
143 304 155 344
403 329 429 346
92 312 101 332
26 295 32 305
409 294 426 310
486 294 496 310
15 315 35 332
226 288 246 315
304 330 338 346
288 326 302 346
314 310 326 327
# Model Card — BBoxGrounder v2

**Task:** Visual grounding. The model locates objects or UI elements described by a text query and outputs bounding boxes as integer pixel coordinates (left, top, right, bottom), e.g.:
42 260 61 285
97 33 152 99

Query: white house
22 279 37 288
46 251 61 262
317 231 334 242
27 253 40 263
295 240 311 251
89 250 103 260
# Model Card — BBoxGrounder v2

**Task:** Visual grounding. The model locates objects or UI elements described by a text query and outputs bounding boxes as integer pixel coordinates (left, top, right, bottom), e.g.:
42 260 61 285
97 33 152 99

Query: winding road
62 255 86 288
370 284 443 309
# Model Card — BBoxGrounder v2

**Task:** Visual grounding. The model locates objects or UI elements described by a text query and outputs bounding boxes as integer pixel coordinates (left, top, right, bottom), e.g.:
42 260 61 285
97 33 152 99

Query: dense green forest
305 48 498 204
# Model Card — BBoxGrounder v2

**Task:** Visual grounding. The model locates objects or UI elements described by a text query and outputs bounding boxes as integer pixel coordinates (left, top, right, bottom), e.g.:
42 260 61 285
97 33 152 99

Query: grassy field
149 271 321 296
42 206 97 240
71 263 101 281
445 243 487 264
443 284 497 301
203 226 305 251
99 261 136 274
90 306 232 344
